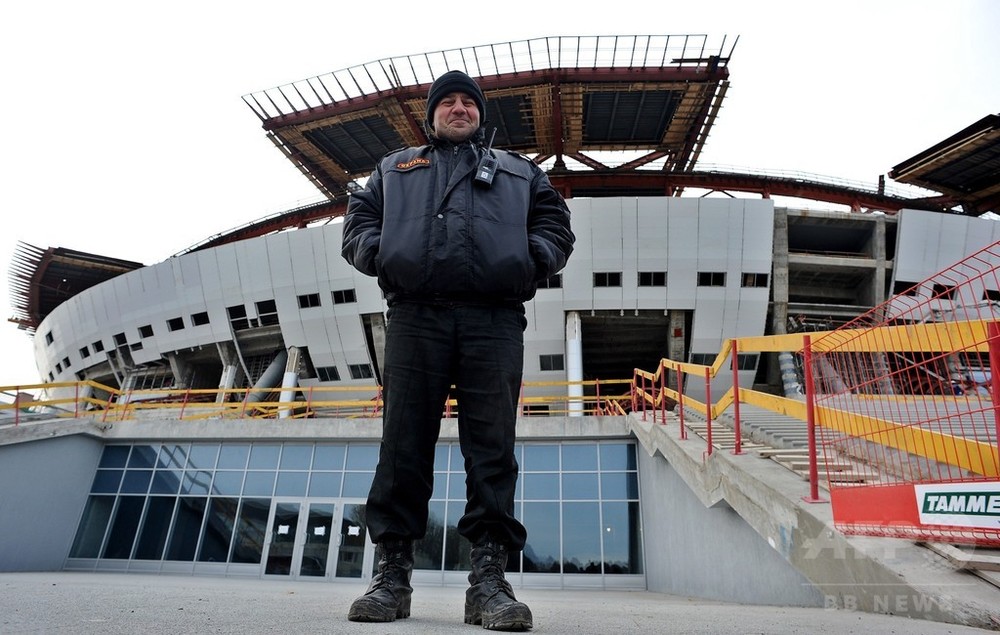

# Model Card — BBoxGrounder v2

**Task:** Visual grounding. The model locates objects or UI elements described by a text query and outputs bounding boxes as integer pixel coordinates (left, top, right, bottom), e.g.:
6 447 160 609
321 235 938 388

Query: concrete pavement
1 572 996 634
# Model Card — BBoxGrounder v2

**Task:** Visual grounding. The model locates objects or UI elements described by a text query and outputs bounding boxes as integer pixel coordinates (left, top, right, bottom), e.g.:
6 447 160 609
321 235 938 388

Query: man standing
341 69 574 631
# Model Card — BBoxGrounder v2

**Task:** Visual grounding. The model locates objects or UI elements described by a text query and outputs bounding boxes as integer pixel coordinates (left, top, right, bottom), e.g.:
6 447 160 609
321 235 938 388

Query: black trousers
365 302 528 550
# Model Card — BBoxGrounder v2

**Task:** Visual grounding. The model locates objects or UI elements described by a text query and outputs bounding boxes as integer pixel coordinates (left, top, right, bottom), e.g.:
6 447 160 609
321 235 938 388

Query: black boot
347 539 414 622
465 539 533 631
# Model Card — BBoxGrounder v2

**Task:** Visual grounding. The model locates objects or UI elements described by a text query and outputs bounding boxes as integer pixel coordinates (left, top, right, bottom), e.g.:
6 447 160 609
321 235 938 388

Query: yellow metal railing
5 321 995 478
0 379 634 425
631 320 1000 478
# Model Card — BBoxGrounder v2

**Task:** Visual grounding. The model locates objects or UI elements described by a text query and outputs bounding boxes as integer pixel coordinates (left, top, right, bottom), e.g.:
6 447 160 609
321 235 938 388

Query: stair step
794 470 869 483
756 449 812 458
785 460 855 471
923 543 1000 572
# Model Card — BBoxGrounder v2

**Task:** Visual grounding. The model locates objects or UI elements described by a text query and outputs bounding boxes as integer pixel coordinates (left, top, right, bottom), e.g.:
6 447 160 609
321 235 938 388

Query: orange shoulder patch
396 157 430 171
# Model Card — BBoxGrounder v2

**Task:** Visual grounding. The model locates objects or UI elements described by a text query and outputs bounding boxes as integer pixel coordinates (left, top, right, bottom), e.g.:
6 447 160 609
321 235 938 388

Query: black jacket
341 138 575 306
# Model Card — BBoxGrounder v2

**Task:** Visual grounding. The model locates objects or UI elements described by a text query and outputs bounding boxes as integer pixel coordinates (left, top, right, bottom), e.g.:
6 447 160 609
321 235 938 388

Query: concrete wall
894 208 1000 283
34 197 773 398
638 449 824 607
566 197 773 399
0 435 103 571
886 209 1000 320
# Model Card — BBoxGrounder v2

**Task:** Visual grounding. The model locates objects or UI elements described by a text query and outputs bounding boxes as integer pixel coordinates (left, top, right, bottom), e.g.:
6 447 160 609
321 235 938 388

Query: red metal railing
805 242 1000 546
631 241 1000 547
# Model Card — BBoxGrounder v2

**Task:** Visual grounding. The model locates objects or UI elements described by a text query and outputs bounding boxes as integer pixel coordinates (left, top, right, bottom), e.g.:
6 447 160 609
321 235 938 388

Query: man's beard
435 120 479 143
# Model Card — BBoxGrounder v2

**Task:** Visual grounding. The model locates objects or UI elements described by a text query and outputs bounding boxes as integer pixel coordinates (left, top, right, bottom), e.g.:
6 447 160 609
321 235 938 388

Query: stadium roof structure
200 34 967 253
8 243 144 334
889 113 1000 215
7 35 994 335
243 34 738 199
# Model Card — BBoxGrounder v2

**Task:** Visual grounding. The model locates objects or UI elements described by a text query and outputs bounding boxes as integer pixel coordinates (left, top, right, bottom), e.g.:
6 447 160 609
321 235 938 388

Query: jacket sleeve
341 164 385 277
527 170 575 281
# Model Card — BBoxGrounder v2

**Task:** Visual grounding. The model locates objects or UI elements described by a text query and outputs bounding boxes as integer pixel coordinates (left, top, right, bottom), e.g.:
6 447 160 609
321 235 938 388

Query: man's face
432 91 480 143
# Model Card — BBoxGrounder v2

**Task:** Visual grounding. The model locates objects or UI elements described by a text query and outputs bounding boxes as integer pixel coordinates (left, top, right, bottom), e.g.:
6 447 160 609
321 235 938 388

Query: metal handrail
0 379 633 426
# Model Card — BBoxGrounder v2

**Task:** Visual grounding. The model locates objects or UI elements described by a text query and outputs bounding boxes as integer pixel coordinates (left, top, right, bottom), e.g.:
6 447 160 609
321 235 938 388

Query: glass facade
69 440 642 582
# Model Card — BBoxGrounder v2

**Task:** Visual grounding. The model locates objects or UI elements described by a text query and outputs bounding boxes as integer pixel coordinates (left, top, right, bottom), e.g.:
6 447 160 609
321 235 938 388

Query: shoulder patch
395 157 431 171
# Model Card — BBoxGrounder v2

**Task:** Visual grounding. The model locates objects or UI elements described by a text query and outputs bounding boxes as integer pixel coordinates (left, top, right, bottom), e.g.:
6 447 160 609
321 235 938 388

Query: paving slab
0 572 996 634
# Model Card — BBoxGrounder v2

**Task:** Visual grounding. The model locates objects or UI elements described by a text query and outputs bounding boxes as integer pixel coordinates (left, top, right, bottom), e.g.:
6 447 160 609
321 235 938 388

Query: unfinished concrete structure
4 36 999 629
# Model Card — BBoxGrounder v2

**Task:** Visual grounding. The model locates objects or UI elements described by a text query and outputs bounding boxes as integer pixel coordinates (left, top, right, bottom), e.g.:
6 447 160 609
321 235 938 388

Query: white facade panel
323 311 356 362
894 209 1000 287
335 313 372 384
75 293 105 367
562 198 594 308
620 199 640 309
299 314 334 360
742 199 775 275
193 249 220 302
695 199 731 273
348 275 386 316
211 244 243 305
635 199 669 264
234 240 273 303
590 199 626 272
319 220 347 281
36 196 776 391
288 231 321 296
635 199 670 311
666 204 699 309
313 313 345 370
106 277 130 339
265 233 294 290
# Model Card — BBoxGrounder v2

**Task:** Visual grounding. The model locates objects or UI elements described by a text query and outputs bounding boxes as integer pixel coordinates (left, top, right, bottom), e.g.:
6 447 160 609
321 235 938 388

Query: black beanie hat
425 70 486 130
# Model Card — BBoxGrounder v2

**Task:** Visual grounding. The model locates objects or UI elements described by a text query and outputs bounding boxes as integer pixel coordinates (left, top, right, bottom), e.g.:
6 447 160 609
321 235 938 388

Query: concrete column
566 311 584 416
278 347 301 419
166 353 189 390
216 365 238 405
768 208 790 390
871 215 895 394
363 313 387 383
215 342 240 405
668 311 686 390
872 215 887 305
105 352 124 389
778 352 803 397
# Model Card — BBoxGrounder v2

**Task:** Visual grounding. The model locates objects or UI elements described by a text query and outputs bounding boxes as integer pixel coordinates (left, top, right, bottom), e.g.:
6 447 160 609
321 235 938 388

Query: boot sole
464 605 533 631
348 596 411 622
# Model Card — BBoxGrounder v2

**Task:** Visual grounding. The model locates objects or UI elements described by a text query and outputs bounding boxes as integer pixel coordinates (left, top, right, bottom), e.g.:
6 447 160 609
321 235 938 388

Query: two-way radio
474 128 498 188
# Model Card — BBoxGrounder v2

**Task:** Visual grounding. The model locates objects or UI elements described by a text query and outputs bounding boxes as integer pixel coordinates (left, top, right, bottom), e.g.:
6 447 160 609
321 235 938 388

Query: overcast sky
1 0 997 389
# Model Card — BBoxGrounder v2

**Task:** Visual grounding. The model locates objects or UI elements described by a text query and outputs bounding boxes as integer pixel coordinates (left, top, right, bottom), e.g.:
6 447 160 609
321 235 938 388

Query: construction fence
808 241 1000 546
634 240 1000 547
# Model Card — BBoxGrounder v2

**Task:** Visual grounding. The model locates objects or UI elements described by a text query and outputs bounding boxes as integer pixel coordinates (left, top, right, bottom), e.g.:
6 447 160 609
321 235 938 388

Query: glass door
299 502 335 577
262 499 373 580
264 501 301 576
335 502 370 578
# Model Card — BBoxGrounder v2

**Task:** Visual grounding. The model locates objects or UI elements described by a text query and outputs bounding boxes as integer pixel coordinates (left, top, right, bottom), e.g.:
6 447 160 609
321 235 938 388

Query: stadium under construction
3 35 1000 630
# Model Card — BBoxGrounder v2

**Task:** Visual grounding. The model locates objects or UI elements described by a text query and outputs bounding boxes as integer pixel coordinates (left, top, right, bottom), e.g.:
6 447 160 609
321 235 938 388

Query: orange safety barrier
805 241 1000 546
630 241 1000 547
